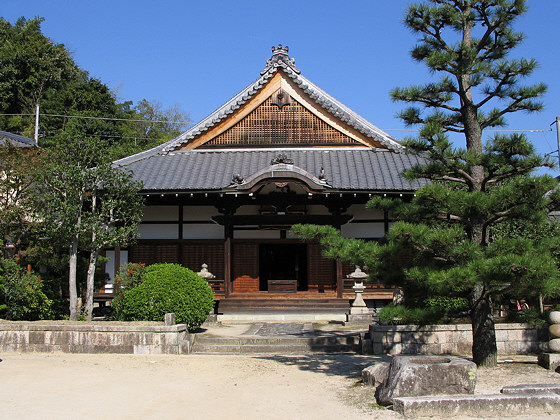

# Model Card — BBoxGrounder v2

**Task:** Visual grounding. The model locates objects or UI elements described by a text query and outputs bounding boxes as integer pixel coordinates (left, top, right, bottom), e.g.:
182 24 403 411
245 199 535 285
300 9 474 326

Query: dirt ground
2 352 560 420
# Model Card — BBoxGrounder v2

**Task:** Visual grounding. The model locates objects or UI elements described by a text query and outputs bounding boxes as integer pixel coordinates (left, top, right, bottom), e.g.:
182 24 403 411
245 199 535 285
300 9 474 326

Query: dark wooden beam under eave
212 214 352 226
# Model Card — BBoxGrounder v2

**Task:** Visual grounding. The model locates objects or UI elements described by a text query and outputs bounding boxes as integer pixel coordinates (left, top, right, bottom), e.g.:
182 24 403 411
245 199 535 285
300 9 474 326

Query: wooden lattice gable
163 45 403 153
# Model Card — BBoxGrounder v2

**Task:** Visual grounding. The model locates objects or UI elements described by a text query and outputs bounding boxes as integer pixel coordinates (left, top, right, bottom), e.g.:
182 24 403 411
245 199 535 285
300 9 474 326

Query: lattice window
200 95 359 148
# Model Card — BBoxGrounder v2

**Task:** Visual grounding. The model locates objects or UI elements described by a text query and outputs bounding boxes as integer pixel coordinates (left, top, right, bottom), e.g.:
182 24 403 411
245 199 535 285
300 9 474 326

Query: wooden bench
268 279 297 293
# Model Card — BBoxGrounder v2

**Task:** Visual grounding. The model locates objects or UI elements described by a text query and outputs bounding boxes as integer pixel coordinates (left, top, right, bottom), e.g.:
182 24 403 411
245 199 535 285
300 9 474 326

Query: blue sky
2 0 560 174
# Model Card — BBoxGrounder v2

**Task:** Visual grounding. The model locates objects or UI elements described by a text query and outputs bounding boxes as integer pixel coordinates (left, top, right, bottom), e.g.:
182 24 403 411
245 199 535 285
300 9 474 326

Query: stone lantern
197 263 216 315
197 263 215 280
346 266 372 323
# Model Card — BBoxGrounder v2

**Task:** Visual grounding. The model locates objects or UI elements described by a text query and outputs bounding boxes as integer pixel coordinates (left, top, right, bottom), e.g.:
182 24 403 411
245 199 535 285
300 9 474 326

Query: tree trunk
470 282 497 367
68 237 79 321
85 249 99 321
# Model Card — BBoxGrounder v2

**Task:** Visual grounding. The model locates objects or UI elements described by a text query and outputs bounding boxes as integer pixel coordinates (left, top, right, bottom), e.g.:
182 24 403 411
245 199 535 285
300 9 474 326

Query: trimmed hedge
115 263 214 331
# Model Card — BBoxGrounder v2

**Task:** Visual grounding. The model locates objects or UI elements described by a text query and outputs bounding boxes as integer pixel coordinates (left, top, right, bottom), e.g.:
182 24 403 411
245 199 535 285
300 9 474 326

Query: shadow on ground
256 353 392 379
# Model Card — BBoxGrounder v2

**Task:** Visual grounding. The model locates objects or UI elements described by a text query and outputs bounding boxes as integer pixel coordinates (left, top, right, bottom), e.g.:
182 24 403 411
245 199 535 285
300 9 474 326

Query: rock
549 338 560 353
550 311 560 324
550 324 560 339
377 355 477 405
362 362 390 387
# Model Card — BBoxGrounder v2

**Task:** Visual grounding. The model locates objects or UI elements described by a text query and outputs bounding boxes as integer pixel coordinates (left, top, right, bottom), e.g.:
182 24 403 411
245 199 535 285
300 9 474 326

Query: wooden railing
207 279 225 296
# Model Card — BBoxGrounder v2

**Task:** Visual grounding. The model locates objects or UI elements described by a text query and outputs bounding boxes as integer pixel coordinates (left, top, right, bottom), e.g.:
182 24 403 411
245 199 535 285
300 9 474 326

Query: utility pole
556 116 560 173
34 104 39 146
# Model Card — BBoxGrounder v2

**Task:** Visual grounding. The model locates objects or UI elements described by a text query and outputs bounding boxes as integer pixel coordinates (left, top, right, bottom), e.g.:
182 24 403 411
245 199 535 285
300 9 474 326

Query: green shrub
378 303 443 326
114 263 214 331
0 258 53 320
424 296 469 315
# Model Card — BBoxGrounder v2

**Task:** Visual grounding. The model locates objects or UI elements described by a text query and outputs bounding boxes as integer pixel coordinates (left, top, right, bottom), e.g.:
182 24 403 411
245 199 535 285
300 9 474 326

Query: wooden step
218 298 350 314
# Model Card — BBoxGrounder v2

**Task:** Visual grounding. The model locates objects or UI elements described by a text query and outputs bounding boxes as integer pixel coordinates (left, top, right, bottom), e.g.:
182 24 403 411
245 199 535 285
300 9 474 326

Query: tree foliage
0 17 189 159
293 0 560 367
32 125 144 320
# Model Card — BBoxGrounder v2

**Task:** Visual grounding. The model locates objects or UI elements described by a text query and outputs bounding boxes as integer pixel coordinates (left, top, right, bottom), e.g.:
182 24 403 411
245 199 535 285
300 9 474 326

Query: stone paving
243 323 314 337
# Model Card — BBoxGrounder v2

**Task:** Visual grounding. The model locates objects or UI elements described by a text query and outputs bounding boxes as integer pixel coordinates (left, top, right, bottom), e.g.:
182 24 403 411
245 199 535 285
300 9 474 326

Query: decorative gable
198 92 361 149
173 45 402 152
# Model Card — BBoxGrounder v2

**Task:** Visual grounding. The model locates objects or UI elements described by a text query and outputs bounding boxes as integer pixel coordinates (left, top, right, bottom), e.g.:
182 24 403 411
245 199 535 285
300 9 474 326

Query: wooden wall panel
182 243 225 279
129 243 157 265
232 242 259 292
307 243 336 292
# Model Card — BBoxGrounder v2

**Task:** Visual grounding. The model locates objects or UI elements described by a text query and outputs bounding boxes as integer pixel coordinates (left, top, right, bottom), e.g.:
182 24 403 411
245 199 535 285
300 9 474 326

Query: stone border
369 323 548 356
0 321 192 354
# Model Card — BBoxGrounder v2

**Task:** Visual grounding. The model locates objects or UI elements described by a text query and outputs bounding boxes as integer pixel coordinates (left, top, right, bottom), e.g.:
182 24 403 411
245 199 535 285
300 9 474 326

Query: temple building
109 45 425 319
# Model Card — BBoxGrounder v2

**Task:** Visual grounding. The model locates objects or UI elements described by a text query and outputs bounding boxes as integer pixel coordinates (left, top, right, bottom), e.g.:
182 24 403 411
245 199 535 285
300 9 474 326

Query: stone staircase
216 298 350 322
191 322 362 354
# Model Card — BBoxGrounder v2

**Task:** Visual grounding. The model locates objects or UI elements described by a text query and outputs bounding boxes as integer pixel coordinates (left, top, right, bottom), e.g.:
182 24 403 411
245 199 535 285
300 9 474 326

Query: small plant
111 263 146 318
113 263 214 331
0 258 53 320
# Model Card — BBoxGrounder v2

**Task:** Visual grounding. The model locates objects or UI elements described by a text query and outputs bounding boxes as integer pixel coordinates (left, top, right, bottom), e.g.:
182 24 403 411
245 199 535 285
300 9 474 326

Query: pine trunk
470 282 497 367
68 237 79 321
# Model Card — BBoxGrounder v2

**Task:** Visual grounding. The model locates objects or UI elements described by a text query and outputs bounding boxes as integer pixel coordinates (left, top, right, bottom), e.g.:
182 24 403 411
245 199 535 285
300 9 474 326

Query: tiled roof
121 148 426 192
0 131 37 148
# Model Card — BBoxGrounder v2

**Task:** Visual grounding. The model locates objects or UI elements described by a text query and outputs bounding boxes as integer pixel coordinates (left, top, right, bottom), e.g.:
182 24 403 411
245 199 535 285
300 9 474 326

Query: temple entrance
259 243 308 292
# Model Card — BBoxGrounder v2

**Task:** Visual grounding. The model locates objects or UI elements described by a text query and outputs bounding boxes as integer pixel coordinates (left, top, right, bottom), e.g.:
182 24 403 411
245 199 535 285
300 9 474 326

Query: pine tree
293 0 560 367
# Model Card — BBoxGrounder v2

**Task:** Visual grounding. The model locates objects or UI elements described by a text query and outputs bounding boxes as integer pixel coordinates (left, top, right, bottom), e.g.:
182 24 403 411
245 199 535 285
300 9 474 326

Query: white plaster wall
182 205 219 221
234 230 281 239
183 224 224 239
142 206 179 221
137 224 178 239
341 222 385 238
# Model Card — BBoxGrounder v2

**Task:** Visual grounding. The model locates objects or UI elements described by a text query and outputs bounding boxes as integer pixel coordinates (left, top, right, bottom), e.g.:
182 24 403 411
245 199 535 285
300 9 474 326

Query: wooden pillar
336 258 343 298
224 237 232 297
178 205 184 264
113 246 121 278
224 217 233 297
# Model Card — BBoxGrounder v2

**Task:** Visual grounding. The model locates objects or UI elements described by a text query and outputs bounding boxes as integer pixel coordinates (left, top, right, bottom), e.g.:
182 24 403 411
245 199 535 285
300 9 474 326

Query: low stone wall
0 321 192 354
370 323 548 356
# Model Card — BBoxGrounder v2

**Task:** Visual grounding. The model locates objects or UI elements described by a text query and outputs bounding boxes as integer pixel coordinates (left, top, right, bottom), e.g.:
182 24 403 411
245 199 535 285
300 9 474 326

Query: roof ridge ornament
271 153 294 165
261 44 301 75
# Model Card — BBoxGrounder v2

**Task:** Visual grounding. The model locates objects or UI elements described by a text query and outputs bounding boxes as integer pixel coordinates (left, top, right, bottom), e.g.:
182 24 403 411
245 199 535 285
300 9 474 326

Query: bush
0 258 53 320
377 304 443 326
114 263 214 331
424 296 469 315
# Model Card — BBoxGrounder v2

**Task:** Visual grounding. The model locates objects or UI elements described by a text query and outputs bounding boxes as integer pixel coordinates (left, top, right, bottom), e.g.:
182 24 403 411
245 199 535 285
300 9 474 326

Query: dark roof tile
121 149 426 192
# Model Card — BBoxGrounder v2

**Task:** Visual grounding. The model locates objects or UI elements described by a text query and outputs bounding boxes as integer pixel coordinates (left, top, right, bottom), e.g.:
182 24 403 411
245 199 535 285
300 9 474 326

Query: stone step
217 312 348 322
393 393 560 418
191 335 360 354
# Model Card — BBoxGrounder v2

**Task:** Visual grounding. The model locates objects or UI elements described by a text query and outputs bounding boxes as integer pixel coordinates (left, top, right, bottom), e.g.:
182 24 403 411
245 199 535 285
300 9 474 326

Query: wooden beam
224 237 232 298
336 258 343 299
114 246 121 279
212 214 352 226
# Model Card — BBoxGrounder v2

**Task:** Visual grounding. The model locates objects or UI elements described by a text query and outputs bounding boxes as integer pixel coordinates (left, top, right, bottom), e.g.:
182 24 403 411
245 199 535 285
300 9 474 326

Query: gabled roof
0 131 37 148
124 148 426 192
115 46 425 194
115 45 403 168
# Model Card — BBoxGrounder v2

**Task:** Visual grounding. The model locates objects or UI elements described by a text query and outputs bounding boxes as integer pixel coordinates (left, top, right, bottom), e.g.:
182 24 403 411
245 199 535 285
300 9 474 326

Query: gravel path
2 352 560 419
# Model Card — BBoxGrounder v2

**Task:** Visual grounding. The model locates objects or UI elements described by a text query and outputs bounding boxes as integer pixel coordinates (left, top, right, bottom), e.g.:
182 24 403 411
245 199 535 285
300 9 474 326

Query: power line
384 128 552 133
0 112 192 125
2 113 553 132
